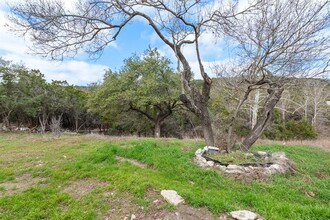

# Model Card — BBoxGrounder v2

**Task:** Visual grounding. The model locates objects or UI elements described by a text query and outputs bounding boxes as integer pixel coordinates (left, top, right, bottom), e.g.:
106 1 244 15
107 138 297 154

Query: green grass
0 133 329 219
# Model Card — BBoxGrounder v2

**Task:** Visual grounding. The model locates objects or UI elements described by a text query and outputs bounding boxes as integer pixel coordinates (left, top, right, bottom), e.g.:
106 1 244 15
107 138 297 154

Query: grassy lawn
0 133 329 220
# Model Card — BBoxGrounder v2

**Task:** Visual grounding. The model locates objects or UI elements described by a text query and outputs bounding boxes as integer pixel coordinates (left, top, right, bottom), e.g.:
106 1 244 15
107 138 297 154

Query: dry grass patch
62 178 109 200
115 156 147 169
0 173 47 196
256 138 330 150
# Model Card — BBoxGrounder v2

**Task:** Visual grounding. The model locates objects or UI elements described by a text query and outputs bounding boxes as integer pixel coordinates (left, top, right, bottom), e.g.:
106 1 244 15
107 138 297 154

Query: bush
264 120 317 140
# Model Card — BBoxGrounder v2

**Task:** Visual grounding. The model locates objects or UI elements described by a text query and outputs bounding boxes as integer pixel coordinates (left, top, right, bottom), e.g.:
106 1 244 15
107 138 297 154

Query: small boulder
227 164 243 171
206 161 215 167
216 165 227 172
254 151 268 158
206 146 220 153
230 210 258 220
195 148 204 157
269 164 284 173
161 190 184 206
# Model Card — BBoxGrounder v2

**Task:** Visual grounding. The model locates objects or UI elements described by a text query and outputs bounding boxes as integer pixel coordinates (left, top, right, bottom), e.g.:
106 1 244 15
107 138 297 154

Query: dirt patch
0 173 47 196
62 178 109 199
115 156 147 169
101 188 218 220
101 191 142 220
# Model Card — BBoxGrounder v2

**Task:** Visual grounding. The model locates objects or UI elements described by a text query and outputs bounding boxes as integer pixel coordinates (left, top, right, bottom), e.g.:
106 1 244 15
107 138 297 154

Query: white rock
227 165 243 170
200 157 207 163
230 210 258 220
244 167 253 172
255 151 268 158
195 148 204 156
206 161 215 167
130 214 136 220
225 169 243 174
216 165 227 172
161 190 184 206
207 146 220 151
269 164 283 173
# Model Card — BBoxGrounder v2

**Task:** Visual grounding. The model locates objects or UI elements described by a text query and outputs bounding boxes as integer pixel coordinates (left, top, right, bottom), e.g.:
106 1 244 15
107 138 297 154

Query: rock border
194 146 294 178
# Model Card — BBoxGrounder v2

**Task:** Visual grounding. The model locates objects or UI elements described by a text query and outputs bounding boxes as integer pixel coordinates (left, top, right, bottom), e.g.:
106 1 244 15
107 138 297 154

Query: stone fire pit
193 146 294 178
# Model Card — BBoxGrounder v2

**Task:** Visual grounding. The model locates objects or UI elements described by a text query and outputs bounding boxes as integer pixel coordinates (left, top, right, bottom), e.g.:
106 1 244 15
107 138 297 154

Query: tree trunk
154 120 161 138
201 107 214 146
240 84 284 151
75 115 79 132
2 110 12 130
251 89 260 129
226 87 252 151
39 112 48 134
175 45 214 147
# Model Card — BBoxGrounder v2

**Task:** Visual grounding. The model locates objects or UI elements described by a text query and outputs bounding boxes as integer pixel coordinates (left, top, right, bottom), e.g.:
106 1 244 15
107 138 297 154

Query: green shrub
264 120 317 140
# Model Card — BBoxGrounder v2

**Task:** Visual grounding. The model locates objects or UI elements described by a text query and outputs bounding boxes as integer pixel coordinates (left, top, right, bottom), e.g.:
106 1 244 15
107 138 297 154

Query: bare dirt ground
60 178 222 220
62 178 109 200
0 173 47 196
101 188 220 220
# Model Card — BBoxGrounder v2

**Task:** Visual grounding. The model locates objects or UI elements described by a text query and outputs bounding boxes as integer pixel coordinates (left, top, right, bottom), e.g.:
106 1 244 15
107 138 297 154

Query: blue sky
0 0 230 85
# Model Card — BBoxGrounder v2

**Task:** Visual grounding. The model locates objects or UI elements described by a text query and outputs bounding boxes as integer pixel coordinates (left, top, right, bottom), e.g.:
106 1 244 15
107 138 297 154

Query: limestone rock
161 190 184 206
206 161 215 167
206 146 220 153
269 164 284 173
225 169 244 174
216 165 227 172
230 210 258 220
227 164 243 171
254 151 268 159
195 148 204 157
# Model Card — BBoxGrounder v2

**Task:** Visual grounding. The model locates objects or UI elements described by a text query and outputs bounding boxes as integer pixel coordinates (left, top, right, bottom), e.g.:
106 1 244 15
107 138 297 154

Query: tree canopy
6 0 330 148
88 48 181 137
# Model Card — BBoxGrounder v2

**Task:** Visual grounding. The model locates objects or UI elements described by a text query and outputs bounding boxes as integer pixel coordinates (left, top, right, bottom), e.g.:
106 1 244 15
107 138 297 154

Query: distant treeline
1 54 329 142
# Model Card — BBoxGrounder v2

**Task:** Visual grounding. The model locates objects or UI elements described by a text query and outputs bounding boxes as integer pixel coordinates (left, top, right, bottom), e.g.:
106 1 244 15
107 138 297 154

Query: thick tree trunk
202 108 214 146
174 44 214 147
240 84 284 151
154 120 161 138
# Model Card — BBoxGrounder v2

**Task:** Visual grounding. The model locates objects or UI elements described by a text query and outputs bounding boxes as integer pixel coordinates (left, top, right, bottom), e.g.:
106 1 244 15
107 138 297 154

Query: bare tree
50 114 62 136
7 0 260 146
214 0 330 151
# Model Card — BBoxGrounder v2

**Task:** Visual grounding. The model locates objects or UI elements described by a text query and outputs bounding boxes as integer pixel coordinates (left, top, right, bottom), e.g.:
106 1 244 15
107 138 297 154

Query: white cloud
2 53 108 85
0 1 109 85
0 0 233 84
